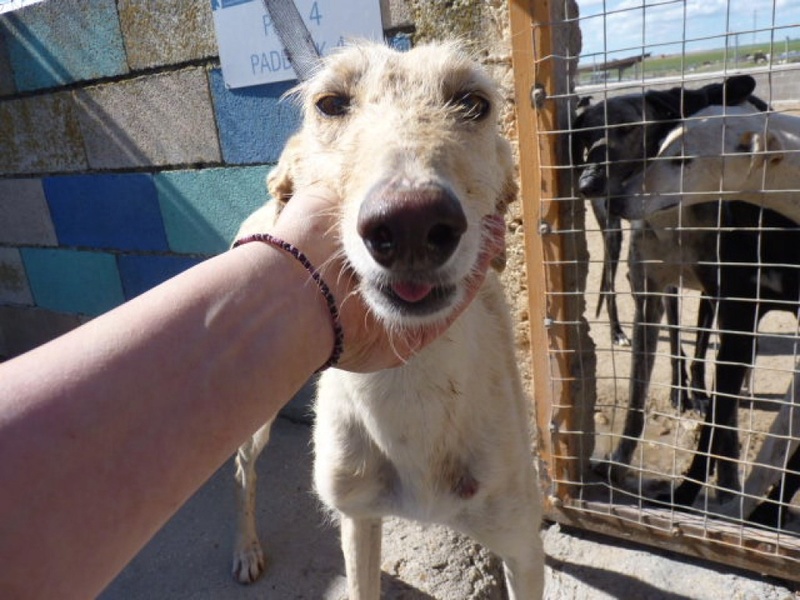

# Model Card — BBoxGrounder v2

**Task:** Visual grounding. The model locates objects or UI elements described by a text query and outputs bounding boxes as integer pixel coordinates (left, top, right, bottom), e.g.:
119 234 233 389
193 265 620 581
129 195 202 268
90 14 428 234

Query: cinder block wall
0 0 410 358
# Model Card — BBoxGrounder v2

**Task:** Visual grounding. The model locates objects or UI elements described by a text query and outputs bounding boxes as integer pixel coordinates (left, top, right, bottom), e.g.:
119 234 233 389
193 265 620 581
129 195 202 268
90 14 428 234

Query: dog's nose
578 165 607 196
357 185 467 270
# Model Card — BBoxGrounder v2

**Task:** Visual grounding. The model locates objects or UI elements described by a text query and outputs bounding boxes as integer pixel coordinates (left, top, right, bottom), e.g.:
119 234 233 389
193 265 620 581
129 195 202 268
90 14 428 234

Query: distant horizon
576 0 800 65
578 38 798 67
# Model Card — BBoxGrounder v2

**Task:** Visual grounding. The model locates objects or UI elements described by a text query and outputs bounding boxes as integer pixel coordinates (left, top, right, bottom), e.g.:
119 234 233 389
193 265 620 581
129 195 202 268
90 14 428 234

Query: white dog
623 105 800 518
231 41 544 599
619 105 800 225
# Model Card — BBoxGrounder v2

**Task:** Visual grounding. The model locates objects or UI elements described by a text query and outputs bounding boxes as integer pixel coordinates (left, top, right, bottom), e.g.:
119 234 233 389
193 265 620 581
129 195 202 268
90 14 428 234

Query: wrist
233 233 343 372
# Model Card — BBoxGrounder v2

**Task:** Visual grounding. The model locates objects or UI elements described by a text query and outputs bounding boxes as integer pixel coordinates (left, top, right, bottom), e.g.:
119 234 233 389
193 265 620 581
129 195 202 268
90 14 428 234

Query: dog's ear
492 174 516 272
644 88 683 120
738 129 785 172
570 107 589 166
647 85 723 120
649 86 720 119
495 136 518 215
266 134 304 212
699 76 755 107
681 88 715 117
722 75 757 105
490 138 518 272
236 135 304 239
702 75 769 111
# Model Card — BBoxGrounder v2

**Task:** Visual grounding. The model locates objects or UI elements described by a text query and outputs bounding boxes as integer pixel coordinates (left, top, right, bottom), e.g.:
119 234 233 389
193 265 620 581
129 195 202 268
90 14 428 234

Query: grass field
578 39 800 84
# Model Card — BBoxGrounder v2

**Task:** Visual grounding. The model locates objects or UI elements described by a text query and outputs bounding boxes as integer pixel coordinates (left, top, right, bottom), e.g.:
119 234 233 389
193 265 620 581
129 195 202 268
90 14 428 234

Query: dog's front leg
605 246 665 482
232 419 274 583
341 514 382 599
496 524 545 600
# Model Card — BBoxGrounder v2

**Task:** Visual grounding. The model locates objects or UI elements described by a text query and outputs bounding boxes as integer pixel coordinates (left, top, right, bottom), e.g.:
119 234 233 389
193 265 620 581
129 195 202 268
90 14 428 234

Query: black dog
572 75 768 412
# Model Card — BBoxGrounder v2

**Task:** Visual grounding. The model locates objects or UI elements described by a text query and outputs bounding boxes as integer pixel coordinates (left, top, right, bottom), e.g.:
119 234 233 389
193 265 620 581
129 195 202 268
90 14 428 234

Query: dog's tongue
391 281 433 303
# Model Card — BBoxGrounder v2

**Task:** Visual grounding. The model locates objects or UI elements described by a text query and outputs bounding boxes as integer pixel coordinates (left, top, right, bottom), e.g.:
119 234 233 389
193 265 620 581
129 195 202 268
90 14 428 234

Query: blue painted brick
44 174 169 252
118 254 205 300
209 69 301 165
156 166 271 255
1 0 127 92
22 248 125 316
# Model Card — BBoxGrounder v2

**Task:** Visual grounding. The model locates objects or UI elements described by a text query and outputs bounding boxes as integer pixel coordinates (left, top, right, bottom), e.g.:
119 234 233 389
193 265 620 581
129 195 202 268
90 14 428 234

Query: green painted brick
1 0 128 92
156 166 271 255
22 248 124 316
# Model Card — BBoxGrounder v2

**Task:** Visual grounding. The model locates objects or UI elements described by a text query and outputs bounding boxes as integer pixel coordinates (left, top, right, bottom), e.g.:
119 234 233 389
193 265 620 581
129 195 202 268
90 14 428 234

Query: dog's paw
612 329 631 347
656 479 702 507
687 389 710 414
232 542 266 584
669 386 691 412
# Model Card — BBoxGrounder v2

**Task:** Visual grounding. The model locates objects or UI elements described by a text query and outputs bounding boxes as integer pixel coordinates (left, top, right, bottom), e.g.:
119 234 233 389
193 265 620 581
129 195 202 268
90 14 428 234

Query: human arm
0 186 504 598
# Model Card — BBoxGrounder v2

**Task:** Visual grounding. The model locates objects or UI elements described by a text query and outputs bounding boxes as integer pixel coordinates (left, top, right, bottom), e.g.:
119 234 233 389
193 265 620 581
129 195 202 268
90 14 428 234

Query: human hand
271 186 507 373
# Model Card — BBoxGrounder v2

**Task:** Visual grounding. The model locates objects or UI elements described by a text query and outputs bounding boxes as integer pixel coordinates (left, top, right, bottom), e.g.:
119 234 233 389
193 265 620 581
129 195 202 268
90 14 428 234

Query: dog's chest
314 335 520 522
359 371 484 506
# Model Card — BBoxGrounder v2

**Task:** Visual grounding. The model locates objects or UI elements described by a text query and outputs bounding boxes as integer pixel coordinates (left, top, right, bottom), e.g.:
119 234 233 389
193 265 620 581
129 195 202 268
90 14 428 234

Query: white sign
211 0 384 89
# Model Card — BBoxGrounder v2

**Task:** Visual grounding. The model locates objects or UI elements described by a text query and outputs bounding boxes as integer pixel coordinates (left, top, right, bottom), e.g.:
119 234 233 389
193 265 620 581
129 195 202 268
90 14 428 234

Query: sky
577 0 800 64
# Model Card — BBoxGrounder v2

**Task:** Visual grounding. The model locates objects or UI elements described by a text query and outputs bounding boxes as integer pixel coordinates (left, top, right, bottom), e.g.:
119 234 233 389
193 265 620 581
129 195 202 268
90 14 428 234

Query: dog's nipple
392 281 433 303
454 473 479 500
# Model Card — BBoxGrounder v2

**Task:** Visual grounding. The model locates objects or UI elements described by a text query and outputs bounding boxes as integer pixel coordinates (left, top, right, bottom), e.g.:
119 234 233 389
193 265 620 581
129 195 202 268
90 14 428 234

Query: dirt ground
583 207 800 524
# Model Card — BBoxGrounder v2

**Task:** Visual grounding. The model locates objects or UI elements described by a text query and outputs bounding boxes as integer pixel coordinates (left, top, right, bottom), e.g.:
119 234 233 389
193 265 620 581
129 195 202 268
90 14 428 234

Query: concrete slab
100 416 798 600
117 0 217 71
0 92 87 175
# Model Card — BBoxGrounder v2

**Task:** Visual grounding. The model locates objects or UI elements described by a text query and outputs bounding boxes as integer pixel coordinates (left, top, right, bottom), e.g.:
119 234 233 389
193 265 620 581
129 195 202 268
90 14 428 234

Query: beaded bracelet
233 233 344 372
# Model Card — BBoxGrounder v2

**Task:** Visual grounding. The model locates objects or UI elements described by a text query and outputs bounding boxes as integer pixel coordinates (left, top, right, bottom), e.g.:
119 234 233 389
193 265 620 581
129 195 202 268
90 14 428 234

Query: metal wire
532 0 800 579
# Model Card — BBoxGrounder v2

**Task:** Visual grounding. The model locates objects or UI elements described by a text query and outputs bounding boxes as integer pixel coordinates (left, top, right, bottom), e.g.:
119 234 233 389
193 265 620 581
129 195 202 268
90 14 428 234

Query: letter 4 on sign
211 0 383 89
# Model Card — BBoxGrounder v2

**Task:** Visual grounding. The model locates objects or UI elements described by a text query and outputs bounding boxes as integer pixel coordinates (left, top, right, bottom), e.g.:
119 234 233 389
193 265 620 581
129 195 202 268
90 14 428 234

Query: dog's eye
315 93 351 117
453 92 491 122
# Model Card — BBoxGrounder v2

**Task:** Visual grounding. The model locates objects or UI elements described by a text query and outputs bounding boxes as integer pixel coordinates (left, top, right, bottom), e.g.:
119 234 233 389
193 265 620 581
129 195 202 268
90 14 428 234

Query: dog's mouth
375 279 457 316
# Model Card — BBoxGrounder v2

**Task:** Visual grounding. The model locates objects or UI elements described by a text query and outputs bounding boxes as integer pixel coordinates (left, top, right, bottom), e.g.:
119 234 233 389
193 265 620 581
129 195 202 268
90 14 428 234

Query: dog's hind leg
669 302 756 506
687 296 714 412
232 419 274 583
665 288 692 412
341 515 382 600
666 292 713 413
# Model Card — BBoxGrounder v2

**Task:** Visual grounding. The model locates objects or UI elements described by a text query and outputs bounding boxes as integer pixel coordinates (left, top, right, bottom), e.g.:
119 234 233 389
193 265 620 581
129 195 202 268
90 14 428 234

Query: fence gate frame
508 0 800 581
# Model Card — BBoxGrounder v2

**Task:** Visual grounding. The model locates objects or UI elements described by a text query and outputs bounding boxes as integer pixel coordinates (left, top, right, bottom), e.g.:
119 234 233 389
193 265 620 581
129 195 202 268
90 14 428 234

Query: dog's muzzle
578 164 607 197
357 183 467 314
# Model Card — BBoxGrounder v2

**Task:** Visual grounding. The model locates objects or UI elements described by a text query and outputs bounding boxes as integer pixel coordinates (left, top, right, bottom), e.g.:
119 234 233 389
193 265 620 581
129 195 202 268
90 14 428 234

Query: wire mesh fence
509 0 800 581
